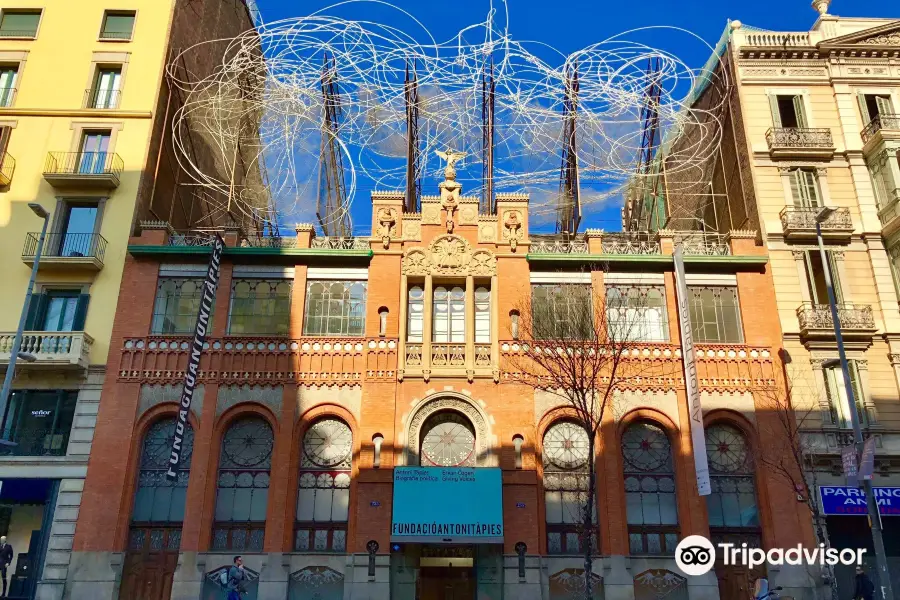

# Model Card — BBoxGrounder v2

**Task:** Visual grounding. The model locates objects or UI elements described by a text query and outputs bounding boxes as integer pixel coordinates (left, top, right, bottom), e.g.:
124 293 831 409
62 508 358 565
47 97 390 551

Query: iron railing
309 236 369 250
796 302 875 332
0 86 16 107
601 232 660 255
765 127 833 150
529 236 589 254
168 231 219 246
861 114 900 143
240 236 297 248
0 151 15 184
0 29 38 38
99 29 132 40
674 232 731 256
44 151 124 178
0 428 70 457
23 231 107 262
779 206 852 232
84 87 121 109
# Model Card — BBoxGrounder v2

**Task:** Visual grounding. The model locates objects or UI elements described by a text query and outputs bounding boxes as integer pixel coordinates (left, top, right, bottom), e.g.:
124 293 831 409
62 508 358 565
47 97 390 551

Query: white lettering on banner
674 247 711 496
165 234 224 481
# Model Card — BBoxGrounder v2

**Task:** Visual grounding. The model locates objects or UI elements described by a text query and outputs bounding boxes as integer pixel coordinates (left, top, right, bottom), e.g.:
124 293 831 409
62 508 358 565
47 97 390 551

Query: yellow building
626 3 900 596
0 1 258 598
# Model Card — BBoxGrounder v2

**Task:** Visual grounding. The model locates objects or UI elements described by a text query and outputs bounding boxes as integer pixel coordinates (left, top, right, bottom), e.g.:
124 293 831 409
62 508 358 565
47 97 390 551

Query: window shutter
802 169 820 207
769 95 782 127
789 169 802 206
72 294 90 331
23 293 41 330
858 94 872 124
826 252 843 303
876 96 893 119
848 362 865 425
792 95 807 128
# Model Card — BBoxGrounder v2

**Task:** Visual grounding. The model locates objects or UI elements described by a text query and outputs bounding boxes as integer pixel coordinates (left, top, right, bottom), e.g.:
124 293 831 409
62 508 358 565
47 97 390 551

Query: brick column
264 386 296 552
180 382 219 551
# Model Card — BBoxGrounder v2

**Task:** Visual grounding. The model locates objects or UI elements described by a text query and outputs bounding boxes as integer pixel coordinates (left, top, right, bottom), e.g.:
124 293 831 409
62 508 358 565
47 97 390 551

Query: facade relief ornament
432 235 471 273
503 210 523 251
436 148 466 233
401 234 497 276
376 207 398 249
401 249 431 276
862 33 900 46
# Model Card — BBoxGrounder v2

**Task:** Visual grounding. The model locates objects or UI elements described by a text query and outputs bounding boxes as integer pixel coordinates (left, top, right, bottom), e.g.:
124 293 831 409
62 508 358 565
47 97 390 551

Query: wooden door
118 528 180 600
418 567 475 600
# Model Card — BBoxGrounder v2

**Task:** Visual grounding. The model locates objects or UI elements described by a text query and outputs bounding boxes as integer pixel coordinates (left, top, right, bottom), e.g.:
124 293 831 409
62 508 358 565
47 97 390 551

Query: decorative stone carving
401 249 431 275
432 235 470 272
407 395 489 466
376 207 398 249
422 203 441 225
402 216 421 241
470 250 497 275
402 234 497 276
436 148 466 233
862 33 900 46
139 383 204 420
459 205 478 225
217 384 283 416
503 210 523 251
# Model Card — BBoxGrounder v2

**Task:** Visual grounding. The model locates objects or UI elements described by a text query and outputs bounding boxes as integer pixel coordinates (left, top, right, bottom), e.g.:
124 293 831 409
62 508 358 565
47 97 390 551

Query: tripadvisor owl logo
675 535 716 576
675 534 867 577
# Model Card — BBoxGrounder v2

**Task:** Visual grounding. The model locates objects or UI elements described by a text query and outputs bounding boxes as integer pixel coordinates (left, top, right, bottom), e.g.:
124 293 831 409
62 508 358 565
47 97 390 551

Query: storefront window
0 390 76 457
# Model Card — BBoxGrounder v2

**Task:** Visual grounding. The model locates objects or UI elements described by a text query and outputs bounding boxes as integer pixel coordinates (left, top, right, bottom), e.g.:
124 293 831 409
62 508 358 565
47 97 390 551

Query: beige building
625 3 900 596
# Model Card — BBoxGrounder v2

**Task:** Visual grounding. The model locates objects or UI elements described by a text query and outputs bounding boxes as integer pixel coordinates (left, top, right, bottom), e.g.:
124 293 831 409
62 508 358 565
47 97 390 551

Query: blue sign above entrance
819 486 900 516
391 467 503 543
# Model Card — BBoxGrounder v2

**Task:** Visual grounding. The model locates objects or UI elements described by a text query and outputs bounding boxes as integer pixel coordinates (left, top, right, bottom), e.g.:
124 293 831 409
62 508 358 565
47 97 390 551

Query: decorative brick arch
402 391 495 467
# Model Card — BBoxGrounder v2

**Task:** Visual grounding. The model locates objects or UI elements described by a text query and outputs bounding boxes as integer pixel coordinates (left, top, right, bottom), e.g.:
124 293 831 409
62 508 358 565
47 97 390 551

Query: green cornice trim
128 245 374 259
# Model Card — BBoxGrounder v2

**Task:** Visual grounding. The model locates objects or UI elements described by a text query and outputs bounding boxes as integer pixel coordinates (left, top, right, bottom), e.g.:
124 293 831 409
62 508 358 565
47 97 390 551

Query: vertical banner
673 246 711 496
861 437 876 481
166 234 225 481
842 444 859 487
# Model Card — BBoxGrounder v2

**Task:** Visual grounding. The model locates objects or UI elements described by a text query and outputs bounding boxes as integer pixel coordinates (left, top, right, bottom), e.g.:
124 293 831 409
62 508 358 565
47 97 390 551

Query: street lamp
815 206 894 599
0 203 50 446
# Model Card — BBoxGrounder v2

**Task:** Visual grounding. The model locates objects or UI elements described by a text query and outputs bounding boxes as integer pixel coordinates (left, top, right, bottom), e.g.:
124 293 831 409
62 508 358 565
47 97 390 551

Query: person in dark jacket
0 536 12 599
854 566 875 600
226 555 246 600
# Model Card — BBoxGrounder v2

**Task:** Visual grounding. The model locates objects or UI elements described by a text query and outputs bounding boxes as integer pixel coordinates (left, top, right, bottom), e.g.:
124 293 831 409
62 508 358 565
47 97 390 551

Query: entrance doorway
418 566 474 600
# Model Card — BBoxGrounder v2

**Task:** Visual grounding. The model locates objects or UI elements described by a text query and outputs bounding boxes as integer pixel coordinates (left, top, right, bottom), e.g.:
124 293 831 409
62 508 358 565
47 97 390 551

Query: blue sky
250 0 899 234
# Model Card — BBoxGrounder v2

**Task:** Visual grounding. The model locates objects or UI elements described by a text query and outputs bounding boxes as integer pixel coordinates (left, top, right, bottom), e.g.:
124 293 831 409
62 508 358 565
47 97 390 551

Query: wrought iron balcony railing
765 127 834 152
44 151 124 187
309 236 369 250
0 331 93 369
0 428 70 457
168 231 219 247
0 151 14 186
796 302 875 334
84 87 121 109
0 86 16 108
529 237 589 254
861 114 900 144
23 231 108 265
99 29 132 41
240 236 298 248
779 206 853 239
673 232 731 256
601 232 660 255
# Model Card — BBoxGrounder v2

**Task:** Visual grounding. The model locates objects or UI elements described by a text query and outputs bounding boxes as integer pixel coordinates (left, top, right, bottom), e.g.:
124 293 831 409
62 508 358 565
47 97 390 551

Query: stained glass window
705 424 759 530
151 278 211 334
606 285 668 342
303 280 367 336
531 284 594 340
543 421 595 555
622 422 679 555
212 417 273 551
295 418 352 552
227 279 292 335
420 411 476 467
687 286 743 343
131 419 193 523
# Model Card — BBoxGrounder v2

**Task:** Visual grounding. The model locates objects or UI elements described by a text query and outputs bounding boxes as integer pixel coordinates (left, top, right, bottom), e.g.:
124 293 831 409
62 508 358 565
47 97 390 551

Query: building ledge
128 244 374 263
525 253 768 269
0 331 93 370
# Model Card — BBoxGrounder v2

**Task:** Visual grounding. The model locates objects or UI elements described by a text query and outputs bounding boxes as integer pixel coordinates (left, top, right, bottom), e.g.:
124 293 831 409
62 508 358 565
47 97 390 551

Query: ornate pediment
819 21 900 48
401 234 496 276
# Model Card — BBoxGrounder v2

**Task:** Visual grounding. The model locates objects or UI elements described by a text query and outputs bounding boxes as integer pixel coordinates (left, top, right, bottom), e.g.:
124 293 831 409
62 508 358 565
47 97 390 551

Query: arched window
622 422 679 555
420 411 476 467
295 418 352 552
705 424 760 546
433 286 465 342
542 421 594 555
212 417 274 551
128 418 194 553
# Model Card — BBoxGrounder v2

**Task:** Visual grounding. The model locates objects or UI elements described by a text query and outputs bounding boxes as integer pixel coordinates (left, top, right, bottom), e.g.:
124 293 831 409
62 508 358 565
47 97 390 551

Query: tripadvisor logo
674 535 866 577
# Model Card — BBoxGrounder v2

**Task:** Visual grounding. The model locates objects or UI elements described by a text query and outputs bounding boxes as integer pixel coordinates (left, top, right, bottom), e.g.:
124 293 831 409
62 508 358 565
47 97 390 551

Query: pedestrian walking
854 565 875 600
226 555 246 600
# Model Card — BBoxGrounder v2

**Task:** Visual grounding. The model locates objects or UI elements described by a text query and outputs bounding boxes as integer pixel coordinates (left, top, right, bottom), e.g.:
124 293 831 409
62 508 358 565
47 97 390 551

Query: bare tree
754 358 837 600
506 273 674 599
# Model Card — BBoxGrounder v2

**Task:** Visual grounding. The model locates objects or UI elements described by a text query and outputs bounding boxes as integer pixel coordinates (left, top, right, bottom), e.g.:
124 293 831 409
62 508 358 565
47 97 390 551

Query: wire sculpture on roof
166 0 729 235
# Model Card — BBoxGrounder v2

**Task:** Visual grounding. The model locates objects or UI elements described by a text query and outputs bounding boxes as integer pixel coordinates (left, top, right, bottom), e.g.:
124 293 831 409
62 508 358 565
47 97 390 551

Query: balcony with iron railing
796 302 876 344
0 330 93 370
877 188 900 229
43 151 123 188
22 231 107 270
0 151 14 187
861 113 900 147
83 87 121 110
765 127 835 159
779 206 853 241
